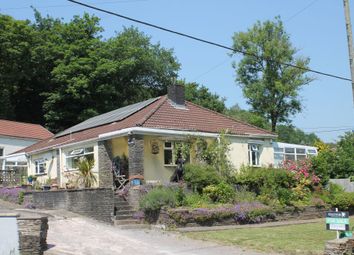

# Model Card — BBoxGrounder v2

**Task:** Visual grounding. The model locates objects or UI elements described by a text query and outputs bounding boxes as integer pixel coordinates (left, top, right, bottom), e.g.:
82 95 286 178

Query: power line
285 0 319 23
0 0 147 11
300 125 354 130
68 0 352 82
305 128 353 134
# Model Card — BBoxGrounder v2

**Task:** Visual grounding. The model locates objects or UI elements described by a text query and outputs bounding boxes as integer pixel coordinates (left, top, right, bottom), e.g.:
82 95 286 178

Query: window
248 144 260 166
0 147 3 157
66 147 94 170
35 159 46 175
164 142 173 165
163 141 191 166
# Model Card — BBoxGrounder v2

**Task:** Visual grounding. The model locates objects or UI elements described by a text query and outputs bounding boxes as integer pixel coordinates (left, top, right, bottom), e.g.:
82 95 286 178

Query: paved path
43 212 275 255
0 200 279 255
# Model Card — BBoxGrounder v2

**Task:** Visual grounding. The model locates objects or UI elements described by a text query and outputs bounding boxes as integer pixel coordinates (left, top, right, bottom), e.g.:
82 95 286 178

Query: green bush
233 187 258 204
203 182 235 203
139 187 177 212
183 193 213 208
184 163 221 193
234 166 296 205
330 192 354 211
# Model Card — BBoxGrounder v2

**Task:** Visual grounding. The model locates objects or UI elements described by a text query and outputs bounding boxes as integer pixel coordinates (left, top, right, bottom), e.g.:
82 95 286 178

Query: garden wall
157 206 327 227
32 188 114 222
330 179 354 192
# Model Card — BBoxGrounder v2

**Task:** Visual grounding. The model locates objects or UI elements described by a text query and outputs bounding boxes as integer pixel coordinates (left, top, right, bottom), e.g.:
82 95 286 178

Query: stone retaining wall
32 188 114 222
17 216 48 255
324 238 354 255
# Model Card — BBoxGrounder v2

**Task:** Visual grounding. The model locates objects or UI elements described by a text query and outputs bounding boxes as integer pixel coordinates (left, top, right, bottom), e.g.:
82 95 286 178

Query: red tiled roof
19 96 275 154
0 119 53 140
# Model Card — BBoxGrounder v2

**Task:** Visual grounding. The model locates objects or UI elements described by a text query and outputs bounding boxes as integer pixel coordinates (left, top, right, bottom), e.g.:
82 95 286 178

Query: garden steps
114 219 141 225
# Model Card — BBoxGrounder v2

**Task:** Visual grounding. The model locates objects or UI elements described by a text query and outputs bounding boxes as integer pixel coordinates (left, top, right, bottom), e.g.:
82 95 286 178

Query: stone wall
32 188 114 222
17 216 48 255
330 179 354 192
324 238 354 255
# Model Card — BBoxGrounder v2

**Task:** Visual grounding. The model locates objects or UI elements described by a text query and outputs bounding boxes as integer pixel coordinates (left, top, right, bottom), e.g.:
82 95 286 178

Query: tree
225 104 269 129
311 132 354 181
231 17 313 132
183 81 226 113
276 125 320 145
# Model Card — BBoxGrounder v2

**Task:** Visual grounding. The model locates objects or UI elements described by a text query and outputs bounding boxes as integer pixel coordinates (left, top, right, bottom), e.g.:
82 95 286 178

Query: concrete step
115 214 134 220
116 210 135 215
114 219 141 225
116 224 151 230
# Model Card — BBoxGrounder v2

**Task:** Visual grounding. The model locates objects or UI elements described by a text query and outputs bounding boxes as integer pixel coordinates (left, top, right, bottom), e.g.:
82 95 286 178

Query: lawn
185 219 353 255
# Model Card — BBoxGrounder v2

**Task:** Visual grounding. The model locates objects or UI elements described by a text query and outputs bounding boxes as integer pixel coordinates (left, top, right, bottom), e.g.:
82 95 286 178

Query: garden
136 133 354 227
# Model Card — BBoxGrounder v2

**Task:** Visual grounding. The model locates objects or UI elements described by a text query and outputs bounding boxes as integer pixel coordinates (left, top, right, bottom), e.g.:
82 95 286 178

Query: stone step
115 205 133 211
116 224 151 230
114 219 141 225
116 209 136 215
115 214 134 220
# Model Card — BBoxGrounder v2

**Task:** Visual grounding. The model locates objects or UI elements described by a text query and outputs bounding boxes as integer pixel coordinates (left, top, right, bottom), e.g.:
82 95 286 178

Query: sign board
326 211 350 231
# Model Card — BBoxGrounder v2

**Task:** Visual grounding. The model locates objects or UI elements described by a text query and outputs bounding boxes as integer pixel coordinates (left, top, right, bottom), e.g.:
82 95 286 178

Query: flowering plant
281 159 320 200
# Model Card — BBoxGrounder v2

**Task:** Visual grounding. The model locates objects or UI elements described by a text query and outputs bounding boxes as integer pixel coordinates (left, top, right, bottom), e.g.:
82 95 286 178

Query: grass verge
185 219 353 255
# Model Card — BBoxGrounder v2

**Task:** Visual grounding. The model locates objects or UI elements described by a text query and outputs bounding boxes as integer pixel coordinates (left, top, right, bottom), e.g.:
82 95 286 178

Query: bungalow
18 85 277 188
0 120 53 171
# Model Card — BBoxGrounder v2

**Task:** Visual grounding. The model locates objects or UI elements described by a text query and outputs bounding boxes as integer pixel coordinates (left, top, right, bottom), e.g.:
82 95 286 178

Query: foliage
0 187 25 204
182 193 213 208
276 125 320 145
311 132 354 179
184 163 222 193
183 81 226 113
139 186 178 212
234 166 297 206
231 17 313 131
203 182 235 203
282 160 320 200
225 104 269 129
168 202 274 226
188 132 234 180
76 157 97 188
329 192 354 211
0 12 180 132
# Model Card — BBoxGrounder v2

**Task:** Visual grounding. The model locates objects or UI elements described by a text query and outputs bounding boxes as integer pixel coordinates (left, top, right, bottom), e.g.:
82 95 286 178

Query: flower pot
42 185 51 191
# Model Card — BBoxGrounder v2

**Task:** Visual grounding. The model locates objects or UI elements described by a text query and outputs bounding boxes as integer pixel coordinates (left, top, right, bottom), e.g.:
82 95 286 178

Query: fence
0 170 25 186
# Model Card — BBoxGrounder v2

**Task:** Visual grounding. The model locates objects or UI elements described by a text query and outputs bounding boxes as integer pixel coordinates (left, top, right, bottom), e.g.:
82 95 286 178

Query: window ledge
35 173 47 176
164 164 177 167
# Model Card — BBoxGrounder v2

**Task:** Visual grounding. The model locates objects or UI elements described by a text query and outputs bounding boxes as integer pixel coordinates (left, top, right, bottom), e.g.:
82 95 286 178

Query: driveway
42 211 274 255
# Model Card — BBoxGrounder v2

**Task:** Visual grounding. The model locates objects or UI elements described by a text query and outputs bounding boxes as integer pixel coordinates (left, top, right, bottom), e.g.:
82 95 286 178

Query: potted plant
42 177 52 191
27 175 37 184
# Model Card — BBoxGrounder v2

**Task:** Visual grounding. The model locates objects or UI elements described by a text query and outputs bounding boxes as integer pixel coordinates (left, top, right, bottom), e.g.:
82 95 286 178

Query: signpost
326 209 351 239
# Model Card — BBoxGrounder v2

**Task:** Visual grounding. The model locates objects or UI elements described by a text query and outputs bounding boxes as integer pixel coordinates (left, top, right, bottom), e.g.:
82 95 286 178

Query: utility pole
343 0 354 105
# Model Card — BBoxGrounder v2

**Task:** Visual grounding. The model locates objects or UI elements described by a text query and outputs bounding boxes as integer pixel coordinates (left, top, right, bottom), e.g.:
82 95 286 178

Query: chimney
167 84 185 107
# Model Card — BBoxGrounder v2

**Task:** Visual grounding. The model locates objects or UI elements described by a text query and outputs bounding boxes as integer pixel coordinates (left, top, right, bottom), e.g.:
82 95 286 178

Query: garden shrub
234 166 296 205
139 186 177 212
183 193 213 208
203 182 235 203
330 192 354 211
184 163 221 193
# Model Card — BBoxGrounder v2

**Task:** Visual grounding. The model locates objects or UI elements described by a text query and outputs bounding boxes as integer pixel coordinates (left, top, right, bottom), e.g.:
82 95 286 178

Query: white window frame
65 146 94 170
35 159 46 175
248 144 260 166
163 141 175 166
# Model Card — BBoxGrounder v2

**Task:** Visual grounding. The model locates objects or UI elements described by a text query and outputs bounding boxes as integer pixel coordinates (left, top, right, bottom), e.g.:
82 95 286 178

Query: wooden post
343 0 354 105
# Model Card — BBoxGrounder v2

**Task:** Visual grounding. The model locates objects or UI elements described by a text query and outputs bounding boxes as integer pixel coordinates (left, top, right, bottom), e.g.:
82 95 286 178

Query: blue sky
1 0 354 142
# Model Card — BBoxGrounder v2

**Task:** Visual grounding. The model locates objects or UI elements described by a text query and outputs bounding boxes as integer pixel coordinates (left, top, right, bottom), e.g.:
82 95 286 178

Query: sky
1 0 354 143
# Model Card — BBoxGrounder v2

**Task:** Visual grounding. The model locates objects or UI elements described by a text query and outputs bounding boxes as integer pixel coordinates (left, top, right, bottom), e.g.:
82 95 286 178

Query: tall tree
276 125 320 145
231 17 313 132
183 81 226 113
225 104 269 129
